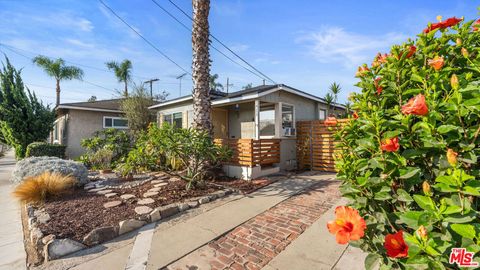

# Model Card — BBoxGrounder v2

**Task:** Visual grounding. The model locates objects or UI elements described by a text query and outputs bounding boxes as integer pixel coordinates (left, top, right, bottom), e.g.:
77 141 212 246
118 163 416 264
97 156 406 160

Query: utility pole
225 77 233 93
176 73 187 96
144 78 159 98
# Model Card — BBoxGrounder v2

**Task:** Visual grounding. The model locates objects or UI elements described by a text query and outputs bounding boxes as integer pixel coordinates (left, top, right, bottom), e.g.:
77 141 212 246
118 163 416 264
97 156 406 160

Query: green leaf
450 224 476 239
364 253 381 270
413 195 436 212
374 191 392 200
437 125 459 134
397 189 414 202
400 167 421 179
411 74 424 83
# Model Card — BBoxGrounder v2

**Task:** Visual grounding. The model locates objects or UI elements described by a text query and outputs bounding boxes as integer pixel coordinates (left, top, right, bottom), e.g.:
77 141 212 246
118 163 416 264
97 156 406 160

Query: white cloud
65 38 94 48
297 26 407 68
230 44 249 52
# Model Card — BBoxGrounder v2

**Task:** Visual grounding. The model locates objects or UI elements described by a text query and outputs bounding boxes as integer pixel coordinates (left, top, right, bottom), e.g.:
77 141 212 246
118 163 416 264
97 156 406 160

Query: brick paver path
167 179 341 270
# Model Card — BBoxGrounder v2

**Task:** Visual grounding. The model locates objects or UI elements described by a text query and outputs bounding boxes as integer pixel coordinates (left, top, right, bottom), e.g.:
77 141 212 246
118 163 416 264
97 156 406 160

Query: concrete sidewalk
263 198 368 270
0 150 26 270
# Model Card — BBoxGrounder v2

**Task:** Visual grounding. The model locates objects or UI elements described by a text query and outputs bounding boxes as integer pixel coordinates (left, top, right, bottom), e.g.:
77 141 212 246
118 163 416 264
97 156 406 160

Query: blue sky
0 0 478 106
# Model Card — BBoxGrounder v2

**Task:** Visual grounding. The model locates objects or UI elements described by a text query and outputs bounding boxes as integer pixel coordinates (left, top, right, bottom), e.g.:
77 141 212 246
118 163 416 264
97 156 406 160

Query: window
163 112 183 128
282 104 294 129
319 109 326 120
259 103 275 137
104 116 128 129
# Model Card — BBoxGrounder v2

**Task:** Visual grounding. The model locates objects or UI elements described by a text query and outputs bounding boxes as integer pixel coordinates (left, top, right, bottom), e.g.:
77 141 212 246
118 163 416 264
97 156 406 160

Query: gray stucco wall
65 110 124 158
226 102 255 139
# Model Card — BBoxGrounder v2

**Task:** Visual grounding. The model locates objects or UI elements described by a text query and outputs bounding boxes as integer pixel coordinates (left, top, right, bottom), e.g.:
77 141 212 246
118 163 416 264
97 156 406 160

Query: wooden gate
296 119 348 172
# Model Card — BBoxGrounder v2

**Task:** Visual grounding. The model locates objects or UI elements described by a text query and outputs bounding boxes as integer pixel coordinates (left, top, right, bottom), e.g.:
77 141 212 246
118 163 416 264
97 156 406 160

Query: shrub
12 156 88 185
334 16 480 269
12 172 76 203
25 142 66 158
89 148 114 170
80 128 132 167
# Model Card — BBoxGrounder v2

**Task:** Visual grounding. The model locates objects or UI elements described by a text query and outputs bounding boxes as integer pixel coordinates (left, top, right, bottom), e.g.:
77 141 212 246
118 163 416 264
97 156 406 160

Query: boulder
46 238 86 260
12 156 88 186
82 226 118 246
118 219 146 235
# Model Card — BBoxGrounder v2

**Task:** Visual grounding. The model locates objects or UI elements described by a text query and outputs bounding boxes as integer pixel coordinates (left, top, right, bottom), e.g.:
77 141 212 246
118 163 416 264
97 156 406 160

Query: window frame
280 103 296 137
319 108 326 120
163 112 183 128
103 116 129 129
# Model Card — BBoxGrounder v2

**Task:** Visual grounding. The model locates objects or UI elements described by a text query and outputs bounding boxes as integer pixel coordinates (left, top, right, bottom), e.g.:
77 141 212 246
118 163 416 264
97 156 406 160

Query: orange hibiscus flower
423 17 462 33
401 94 428 116
324 116 338 126
327 206 366 244
353 111 359 119
428 56 444 71
473 19 480 31
355 65 370 77
406 45 416 58
381 137 400 152
384 231 409 258
447 149 458 166
374 77 383 94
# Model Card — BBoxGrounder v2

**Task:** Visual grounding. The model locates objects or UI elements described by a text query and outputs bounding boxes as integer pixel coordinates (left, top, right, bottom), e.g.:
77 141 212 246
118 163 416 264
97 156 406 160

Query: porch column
254 100 260 139
275 102 282 137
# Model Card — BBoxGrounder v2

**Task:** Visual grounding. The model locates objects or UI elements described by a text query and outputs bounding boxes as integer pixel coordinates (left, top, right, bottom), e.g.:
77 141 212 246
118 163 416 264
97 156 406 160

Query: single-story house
149 84 345 179
51 99 130 158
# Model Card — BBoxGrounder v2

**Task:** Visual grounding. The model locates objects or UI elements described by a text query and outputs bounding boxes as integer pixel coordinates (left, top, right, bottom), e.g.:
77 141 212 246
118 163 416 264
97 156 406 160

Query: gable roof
57 98 161 113
148 84 345 110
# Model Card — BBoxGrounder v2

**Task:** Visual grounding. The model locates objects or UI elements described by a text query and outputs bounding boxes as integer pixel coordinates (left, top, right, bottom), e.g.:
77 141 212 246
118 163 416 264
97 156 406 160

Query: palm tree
106 59 132 97
192 0 212 135
32 56 84 106
344 101 352 116
209 74 223 92
324 93 334 117
328 82 341 114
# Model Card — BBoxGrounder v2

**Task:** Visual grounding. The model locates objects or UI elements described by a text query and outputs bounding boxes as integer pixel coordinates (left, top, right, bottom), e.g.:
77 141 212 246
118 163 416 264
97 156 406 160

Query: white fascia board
148 96 193 109
56 105 122 113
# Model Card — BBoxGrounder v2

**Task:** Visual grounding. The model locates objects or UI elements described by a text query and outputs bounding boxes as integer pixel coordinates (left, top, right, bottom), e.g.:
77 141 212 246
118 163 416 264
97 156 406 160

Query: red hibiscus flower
401 94 428 116
374 77 383 95
428 56 444 71
473 19 480 31
384 231 409 258
423 17 462 33
353 112 359 119
327 206 366 244
324 116 338 126
355 65 370 77
406 45 416 58
381 137 400 152
372 53 388 67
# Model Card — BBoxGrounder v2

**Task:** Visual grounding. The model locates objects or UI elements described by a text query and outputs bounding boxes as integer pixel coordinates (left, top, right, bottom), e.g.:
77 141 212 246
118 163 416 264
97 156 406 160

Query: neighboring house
149 84 345 179
51 99 130 159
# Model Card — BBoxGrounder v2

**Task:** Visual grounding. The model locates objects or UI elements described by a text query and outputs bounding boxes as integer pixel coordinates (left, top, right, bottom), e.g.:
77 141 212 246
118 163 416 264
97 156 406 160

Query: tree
106 59 132 97
0 57 55 158
120 84 165 135
242 83 253 90
209 73 223 92
87 95 97 102
328 82 341 114
191 0 212 136
32 56 84 106
324 93 334 116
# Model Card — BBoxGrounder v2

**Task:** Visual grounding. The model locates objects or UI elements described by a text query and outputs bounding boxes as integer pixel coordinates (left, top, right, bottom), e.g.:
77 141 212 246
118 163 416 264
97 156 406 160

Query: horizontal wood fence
296 119 349 172
214 138 281 167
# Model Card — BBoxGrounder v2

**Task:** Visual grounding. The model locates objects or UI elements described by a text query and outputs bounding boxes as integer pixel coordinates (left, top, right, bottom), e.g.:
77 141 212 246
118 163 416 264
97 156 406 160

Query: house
149 84 345 179
51 99 130 158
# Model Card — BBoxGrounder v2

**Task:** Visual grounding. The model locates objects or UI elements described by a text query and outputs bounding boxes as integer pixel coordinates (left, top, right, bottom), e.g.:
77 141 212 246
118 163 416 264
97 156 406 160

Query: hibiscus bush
331 16 480 269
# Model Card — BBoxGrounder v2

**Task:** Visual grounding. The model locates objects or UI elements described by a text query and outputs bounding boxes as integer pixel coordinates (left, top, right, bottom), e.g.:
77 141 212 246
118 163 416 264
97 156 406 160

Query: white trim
319 108 327 120
57 105 122 113
280 102 295 138
148 96 193 109
162 111 183 128
103 116 129 129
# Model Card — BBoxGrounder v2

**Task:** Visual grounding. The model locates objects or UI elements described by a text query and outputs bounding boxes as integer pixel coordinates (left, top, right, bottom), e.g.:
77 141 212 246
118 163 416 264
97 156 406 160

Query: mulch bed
38 175 275 243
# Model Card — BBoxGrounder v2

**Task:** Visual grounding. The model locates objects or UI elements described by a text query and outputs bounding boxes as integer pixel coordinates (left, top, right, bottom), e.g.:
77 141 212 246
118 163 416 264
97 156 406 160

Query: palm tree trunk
124 80 128 97
55 79 61 106
192 0 212 136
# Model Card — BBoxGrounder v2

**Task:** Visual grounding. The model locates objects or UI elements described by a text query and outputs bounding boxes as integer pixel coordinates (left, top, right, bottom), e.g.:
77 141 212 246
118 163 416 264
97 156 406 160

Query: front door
212 108 228 139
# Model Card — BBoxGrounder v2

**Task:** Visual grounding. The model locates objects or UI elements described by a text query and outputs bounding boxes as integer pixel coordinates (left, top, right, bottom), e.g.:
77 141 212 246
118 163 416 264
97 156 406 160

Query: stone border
24 188 235 264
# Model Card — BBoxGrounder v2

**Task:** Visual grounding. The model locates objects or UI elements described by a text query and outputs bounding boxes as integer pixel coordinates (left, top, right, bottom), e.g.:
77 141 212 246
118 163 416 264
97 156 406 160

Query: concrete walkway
0 150 26 270
263 198 368 270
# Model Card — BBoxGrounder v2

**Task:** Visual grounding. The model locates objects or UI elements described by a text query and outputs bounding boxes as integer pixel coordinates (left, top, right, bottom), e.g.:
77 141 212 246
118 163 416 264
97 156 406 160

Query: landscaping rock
105 193 118 198
154 182 168 188
187 201 199 208
84 185 95 191
137 198 155 205
156 204 179 218
149 209 161 222
148 187 162 192
34 210 51 224
150 180 166 184
135 206 153 215
103 201 122 208
88 187 108 192
212 190 227 198
120 194 136 200
198 197 210 204
97 189 113 195
118 219 146 235
12 156 89 185
177 203 190 212
42 234 55 245
143 191 158 197
46 238 86 260
30 226 44 247
169 177 181 182
82 226 118 246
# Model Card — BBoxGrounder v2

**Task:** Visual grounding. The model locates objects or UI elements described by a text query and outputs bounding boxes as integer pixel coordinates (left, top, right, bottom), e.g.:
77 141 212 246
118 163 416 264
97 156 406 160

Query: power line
166 0 276 84
99 0 191 76
149 0 267 83
0 42 149 81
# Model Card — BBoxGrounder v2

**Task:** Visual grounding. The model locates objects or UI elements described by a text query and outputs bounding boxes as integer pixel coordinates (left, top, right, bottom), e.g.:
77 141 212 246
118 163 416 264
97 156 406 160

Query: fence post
309 122 313 170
